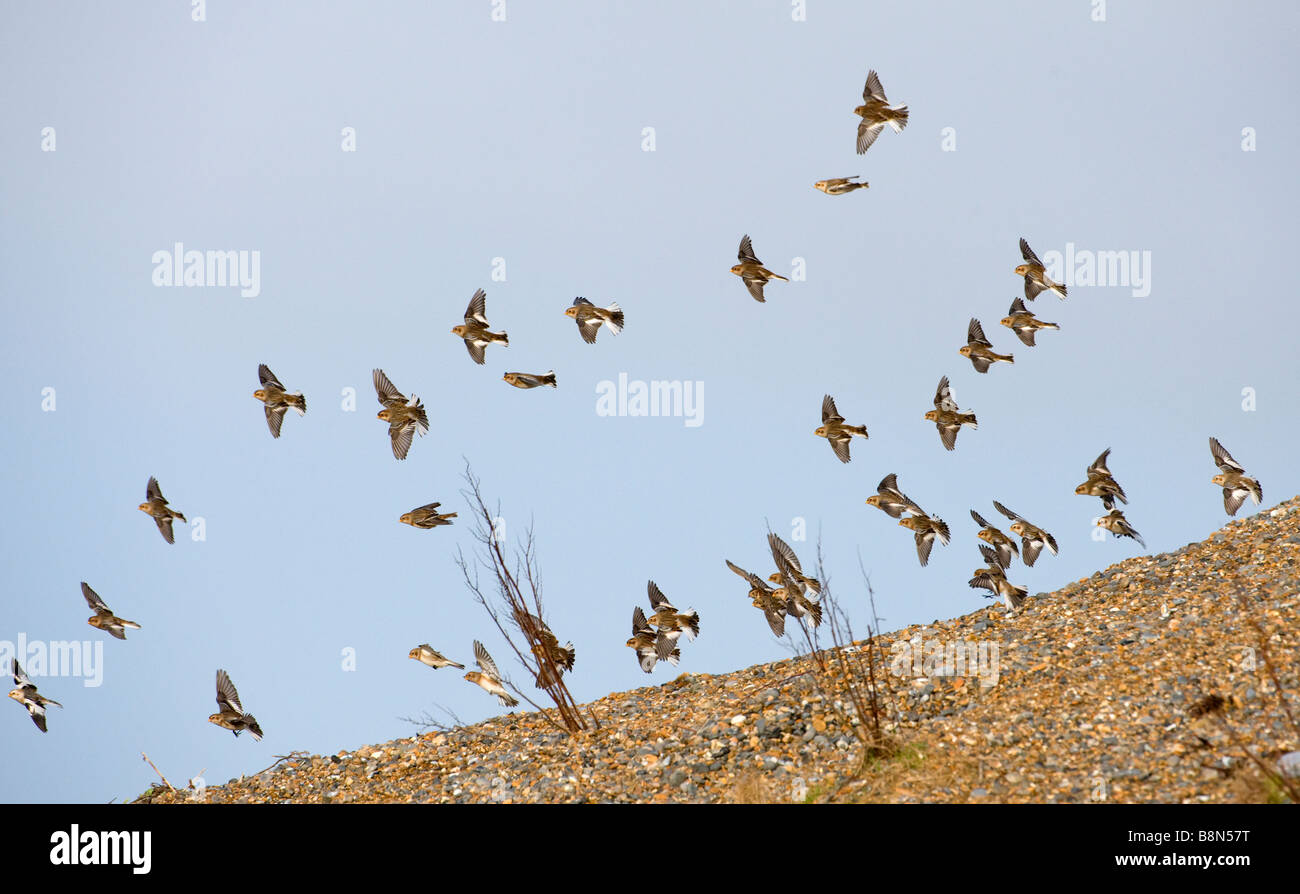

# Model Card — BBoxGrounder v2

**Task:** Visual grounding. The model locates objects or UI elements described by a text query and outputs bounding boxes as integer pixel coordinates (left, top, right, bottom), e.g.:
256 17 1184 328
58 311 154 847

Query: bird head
450 325 466 337
729 264 744 276
813 425 828 437
1211 473 1227 487
1014 264 1031 276
253 389 267 401
958 346 972 358
923 410 939 422
136 503 151 513
398 513 414 526
999 316 1014 327
814 181 829 192
1009 521 1026 536
865 495 882 508
563 307 578 318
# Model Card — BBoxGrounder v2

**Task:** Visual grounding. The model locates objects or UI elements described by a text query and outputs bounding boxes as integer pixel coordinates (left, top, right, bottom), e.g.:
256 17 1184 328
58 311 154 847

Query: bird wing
1019 237 1042 266
258 364 284 390
215 669 243 714
373 368 404 404
464 288 488 326
81 582 109 612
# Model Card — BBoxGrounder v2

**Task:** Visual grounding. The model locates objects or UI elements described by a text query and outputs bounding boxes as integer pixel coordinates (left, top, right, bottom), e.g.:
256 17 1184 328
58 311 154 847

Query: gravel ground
140 498 1300 804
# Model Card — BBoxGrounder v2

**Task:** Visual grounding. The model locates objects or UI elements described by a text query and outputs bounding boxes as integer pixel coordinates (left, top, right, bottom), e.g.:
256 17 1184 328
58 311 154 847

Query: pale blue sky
1 1 1296 802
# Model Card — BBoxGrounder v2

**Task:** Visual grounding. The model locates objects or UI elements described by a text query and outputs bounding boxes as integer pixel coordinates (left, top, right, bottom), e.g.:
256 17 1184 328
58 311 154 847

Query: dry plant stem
140 752 175 791
458 463 588 733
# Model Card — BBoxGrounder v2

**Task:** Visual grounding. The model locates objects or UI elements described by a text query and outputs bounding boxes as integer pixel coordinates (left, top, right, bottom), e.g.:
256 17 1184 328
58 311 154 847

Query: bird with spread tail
8 659 61 733
899 505 951 567
814 176 868 195
923 376 977 451
464 641 519 707
373 368 429 461
450 288 509 365
815 394 869 463
730 235 788 303
646 581 700 645
253 364 306 438
81 582 141 640
138 477 186 544
854 70 908 154
513 610 576 689
1015 237 1067 301
208 669 263 740
1209 437 1262 516
565 298 624 344
1074 448 1128 510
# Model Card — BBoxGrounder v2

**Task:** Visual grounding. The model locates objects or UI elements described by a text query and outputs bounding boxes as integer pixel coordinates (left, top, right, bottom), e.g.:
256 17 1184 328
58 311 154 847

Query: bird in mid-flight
854 70 908 154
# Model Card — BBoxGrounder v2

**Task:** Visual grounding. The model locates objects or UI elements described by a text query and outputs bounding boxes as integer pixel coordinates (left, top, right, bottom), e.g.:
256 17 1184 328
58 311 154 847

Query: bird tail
544 371 557 388
290 392 306 415
497 331 509 346
1002 353 1015 364
123 620 142 630
559 642 576 671
1054 282 1068 298
172 511 187 522
500 693 520 708
244 715 263 741
1043 322 1060 330
962 412 978 429
890 106 909 132
849 424 869 438
606 303 625 335
770 272 790 282
681 611 700 640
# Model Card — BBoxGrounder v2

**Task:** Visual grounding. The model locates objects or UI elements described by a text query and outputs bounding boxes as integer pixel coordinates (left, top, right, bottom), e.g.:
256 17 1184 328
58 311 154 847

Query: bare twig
140 752 175 792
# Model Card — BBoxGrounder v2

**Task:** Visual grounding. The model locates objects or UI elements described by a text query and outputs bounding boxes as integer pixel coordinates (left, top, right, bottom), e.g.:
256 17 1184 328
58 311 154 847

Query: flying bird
730 235 788 303
8 659 61 733
208 669 263 740
992 501 1058 567
970 510 1020 569
814 176 868 195
814 394 869 463
399 502 457 529
627 606 679 673
923 376 977 451
464 641 519 708
513 610 576 689
725 559 788 637
503 371 557 389
80 582 141 640
999 298 1059 347
646 581 700 643
450 288 509 365
138 477 186 544
408 645 465 670
1209 437 1262 516
1074 448 1128 510
865 473 924 519
253 364 306 438
767 533 822 628
854 70 908 154
373 368 429 461
565 298 624 344
959 318 1014 373
899 508 951 567
970 568 1027 611
1096 509 1145 548
1015 238 1067 301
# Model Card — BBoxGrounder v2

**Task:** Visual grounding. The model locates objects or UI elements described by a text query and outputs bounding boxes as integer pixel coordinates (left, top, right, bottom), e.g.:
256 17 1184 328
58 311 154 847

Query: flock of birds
7 71 1270 738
